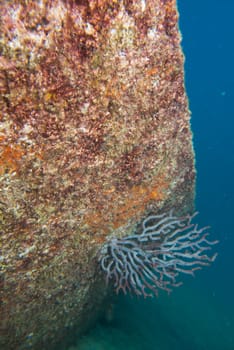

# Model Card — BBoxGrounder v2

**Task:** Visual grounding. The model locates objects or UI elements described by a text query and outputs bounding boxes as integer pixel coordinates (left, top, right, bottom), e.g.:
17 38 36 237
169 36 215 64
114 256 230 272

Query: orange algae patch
0 143 25 175
85 175 169 238
0 141 43 175
146 67 159 76
111 176 168 228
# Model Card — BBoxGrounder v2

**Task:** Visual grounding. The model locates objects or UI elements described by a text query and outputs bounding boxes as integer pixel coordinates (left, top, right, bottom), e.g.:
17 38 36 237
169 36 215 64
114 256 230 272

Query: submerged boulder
0 1 195 349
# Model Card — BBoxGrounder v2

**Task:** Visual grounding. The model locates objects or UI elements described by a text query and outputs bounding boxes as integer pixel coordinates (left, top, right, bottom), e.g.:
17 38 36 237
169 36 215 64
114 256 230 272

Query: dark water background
68 1 234 349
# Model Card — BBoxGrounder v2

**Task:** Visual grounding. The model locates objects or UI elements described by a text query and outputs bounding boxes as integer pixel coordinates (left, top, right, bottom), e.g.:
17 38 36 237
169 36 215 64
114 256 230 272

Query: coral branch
99 211 218 297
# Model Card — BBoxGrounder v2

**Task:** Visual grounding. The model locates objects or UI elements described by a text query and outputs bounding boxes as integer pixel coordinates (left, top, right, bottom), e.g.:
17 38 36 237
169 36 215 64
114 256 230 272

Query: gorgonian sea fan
99 211 218 297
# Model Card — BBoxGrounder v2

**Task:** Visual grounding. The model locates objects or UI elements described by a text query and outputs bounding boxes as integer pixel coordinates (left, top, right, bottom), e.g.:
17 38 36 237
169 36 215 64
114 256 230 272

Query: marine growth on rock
0 0 199 349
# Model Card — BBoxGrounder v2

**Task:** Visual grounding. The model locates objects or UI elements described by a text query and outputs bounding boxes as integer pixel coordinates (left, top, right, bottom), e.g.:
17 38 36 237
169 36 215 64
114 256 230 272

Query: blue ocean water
68 1 234 349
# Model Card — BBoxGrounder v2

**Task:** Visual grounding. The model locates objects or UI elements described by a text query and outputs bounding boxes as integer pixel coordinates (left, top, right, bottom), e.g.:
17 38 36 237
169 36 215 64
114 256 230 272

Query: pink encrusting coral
99 211 218 297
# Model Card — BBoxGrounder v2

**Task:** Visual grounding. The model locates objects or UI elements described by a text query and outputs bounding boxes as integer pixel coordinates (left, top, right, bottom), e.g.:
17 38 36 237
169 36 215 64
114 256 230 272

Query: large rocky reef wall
0 1 195 349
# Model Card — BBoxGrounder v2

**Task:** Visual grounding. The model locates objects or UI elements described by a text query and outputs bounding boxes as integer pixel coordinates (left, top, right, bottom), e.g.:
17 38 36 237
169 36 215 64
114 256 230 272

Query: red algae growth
0 1 195 349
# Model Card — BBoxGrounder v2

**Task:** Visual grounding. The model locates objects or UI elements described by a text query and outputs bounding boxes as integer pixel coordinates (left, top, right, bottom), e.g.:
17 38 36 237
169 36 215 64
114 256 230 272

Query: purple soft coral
99 211 218 297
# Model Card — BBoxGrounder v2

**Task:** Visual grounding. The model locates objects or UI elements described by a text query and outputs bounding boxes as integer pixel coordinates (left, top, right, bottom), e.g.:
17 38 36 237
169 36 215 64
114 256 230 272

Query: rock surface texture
0 1 195 349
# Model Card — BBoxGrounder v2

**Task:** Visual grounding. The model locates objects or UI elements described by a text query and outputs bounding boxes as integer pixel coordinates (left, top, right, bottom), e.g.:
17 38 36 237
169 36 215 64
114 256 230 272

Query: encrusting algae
0 1 195 349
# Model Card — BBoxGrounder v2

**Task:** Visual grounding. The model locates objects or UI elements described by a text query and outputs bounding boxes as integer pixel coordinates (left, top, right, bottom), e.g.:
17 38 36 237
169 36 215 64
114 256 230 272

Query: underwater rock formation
0 0 195 349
